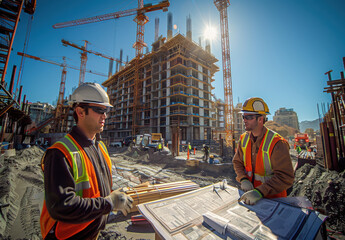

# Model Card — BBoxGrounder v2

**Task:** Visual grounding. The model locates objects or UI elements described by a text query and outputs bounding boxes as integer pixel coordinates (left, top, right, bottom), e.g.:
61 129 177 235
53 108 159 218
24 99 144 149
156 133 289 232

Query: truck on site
294 133 309 150
140 133 163 150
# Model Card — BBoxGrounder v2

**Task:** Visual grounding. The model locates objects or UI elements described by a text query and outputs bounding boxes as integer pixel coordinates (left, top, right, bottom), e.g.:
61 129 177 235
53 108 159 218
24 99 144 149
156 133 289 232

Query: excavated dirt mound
0 146 44 239
265 120 298 138
289 164 345 235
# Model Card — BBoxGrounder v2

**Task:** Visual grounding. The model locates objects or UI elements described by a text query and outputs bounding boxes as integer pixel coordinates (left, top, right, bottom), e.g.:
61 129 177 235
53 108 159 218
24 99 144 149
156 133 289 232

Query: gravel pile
289 163 345 235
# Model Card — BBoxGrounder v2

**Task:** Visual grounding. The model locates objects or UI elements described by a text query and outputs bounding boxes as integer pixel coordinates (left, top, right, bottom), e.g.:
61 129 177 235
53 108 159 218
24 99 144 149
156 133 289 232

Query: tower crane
53 0 170 135
17 52 107 134
17 52 107 106
61 39 124 86
214 0 234 149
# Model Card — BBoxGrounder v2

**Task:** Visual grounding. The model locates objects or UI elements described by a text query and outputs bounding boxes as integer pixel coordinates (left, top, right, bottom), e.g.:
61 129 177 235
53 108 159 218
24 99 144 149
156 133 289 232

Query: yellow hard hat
241 97 270 115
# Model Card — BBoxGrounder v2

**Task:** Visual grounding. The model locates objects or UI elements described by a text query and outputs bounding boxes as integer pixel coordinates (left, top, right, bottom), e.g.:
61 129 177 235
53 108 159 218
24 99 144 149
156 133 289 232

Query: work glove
240 179 254 192
239 189 263 205
106 190 133 216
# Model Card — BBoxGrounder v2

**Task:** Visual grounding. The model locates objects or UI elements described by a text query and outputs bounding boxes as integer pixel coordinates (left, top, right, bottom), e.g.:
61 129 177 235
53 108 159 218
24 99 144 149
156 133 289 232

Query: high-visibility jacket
240 129 287 198
158 143 162 149
40 134 112 239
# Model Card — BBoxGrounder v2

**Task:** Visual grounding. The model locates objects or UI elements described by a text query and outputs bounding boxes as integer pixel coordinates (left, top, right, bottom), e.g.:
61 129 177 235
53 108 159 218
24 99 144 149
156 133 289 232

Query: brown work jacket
233 126 295 197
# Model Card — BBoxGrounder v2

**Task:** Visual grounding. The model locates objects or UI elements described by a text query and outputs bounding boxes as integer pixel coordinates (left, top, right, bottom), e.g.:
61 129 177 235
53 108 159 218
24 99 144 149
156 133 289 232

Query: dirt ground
289 164 345 239
0 145 344 239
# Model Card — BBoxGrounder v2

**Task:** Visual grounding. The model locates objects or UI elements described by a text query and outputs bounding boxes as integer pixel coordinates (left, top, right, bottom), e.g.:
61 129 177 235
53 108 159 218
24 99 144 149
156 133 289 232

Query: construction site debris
1 146 344 239
289 163 345 235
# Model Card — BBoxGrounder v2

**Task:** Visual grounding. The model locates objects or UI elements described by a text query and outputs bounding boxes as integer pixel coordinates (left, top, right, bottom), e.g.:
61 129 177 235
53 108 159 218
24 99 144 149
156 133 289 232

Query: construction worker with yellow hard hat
233 97 294 205
40 83 133 239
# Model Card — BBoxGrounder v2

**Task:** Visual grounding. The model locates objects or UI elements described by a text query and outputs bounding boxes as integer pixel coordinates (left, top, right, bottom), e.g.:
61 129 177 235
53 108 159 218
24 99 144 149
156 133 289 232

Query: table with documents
138 182 326 240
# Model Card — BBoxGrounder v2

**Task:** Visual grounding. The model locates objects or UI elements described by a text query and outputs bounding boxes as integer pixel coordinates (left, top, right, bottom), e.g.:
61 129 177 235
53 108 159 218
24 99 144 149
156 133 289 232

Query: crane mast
214 0 234 148
133 0 148 136
79 40 88 86
17 52 106 106
59 58 67 106
53 1 170 136
18 51 107 133
61 39 124 86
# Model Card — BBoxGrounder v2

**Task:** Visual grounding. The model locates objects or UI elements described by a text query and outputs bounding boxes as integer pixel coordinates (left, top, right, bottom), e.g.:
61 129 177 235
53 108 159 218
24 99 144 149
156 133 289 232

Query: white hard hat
69 82 113 107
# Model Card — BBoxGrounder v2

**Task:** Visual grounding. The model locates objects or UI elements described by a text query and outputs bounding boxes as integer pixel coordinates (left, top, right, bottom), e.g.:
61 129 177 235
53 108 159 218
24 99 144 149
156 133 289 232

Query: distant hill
299 119 320 132
265 121 299 139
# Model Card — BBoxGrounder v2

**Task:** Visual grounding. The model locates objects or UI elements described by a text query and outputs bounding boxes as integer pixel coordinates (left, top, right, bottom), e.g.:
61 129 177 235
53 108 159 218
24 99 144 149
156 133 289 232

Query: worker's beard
244 120 258 132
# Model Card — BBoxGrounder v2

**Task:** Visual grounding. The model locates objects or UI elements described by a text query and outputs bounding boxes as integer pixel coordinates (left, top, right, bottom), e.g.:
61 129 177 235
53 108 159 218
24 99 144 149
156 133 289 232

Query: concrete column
166 127 171 141
198 76 203 88
166 80 171 103
187 102 192 114
200 126 205 140
187 126 193 142
187 68 192 77
200 108 204 118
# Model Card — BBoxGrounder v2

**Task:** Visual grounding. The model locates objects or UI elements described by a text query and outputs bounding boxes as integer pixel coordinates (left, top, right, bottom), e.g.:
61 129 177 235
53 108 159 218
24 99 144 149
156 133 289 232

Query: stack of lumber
124 180 199 212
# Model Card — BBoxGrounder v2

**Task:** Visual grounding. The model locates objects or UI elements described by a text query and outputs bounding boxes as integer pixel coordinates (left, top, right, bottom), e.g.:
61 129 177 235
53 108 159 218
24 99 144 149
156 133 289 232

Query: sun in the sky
203 24 217 41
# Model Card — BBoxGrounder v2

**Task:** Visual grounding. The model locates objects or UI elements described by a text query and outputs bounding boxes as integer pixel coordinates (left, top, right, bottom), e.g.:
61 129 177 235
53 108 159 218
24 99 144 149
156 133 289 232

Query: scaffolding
103 34 220 144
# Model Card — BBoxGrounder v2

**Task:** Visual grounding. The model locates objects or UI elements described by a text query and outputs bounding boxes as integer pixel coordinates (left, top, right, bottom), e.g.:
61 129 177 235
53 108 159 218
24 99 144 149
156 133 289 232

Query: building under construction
103 22 221 143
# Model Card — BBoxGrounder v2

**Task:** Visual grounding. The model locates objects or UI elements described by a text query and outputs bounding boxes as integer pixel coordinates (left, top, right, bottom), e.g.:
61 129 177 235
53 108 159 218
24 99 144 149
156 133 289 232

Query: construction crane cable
52 0 170 135
15 15 34 101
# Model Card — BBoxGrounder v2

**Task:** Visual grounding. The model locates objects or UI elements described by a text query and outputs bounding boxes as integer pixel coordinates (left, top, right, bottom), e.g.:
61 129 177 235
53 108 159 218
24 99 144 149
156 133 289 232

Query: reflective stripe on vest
241 133 250 167
99 141 109 156
40 135 112 239
56 135 90 196
241 129 277 183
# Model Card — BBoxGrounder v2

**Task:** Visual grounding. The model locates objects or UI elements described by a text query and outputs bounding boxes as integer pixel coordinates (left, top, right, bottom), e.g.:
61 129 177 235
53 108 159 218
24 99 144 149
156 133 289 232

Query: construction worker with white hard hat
233 97 294 205
40 83 133 239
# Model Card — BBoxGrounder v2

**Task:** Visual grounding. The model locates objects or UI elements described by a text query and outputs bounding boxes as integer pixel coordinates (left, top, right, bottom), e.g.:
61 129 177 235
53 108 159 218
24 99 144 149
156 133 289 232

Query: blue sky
6 0 345 122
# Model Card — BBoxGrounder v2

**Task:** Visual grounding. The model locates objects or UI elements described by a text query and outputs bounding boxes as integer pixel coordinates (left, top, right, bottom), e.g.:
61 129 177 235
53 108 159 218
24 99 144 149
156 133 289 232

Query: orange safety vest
40 134 112 239
240 129 287 198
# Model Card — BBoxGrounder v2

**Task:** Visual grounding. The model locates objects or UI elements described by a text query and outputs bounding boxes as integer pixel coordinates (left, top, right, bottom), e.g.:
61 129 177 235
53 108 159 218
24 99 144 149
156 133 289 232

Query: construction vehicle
294 133 309 150
151 133 163 143
140 133 163 151
294 133 317 171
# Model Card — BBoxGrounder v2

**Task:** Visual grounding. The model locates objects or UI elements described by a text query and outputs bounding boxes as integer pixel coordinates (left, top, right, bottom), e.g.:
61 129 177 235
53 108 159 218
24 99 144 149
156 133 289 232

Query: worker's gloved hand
239 189 262 205
106 190 133 216
240 179 254 192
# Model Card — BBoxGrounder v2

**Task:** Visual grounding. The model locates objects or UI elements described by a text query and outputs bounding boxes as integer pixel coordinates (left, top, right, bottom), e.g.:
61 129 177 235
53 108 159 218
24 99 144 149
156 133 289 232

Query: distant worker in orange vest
233 97 294 205
40 83 133 239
